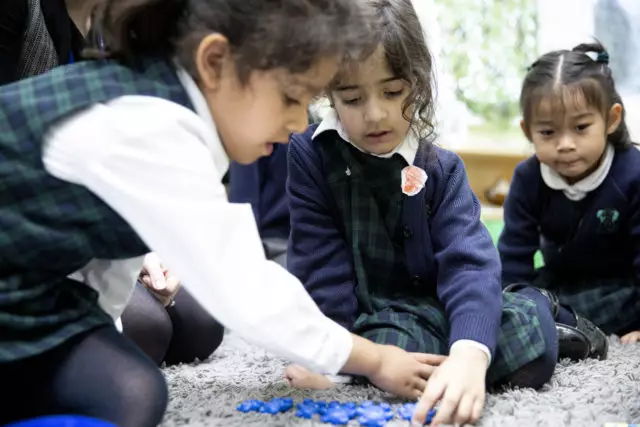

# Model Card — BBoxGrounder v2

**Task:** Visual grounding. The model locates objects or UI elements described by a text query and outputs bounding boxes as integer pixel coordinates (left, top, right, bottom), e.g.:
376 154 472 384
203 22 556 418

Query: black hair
86 0 376 84
521 41 631 149
329 0 436 140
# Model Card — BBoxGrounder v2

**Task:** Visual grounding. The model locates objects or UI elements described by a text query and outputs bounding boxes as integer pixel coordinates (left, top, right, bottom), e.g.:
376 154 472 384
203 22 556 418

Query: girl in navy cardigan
499 42 640 344
282 0 600 425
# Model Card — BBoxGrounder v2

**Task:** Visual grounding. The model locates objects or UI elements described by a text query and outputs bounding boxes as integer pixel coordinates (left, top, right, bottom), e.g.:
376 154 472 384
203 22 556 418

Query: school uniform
0 57 354 423
287 113 558 386
499 144 640 335
228 143 290 266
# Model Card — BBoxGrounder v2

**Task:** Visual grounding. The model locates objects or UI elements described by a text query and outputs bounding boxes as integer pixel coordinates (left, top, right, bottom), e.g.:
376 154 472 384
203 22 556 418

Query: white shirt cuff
450 339 492 365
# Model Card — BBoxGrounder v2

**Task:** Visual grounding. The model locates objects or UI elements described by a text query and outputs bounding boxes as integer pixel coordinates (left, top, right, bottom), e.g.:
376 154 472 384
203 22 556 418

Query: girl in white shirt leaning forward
0 0 444 426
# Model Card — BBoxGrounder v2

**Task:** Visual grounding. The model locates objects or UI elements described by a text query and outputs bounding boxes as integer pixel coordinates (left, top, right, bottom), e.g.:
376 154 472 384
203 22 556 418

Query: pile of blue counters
236 397 293 414
236 398 437 425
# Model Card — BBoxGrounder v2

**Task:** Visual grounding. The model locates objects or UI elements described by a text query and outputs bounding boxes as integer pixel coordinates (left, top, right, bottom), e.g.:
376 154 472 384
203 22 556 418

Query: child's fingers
429 384 463 426
412 353 447 365
151 276 180 298
143 254 167 290
621 331 640 344
165 276 181 294
470 394 485 424
140 275 153 287
413 376 444 426
413 378 428 395
453 393 475 425
417 363 438 380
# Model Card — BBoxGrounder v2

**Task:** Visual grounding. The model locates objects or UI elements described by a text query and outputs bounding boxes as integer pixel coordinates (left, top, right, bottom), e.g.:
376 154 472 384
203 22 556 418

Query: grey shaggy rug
160 333 640 427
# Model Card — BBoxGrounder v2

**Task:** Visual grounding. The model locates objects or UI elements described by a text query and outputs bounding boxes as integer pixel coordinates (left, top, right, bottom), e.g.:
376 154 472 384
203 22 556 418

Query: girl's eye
385 90 404 98
342 97 361 105
283 94 300 106
576 123 591 131
539 129 554 137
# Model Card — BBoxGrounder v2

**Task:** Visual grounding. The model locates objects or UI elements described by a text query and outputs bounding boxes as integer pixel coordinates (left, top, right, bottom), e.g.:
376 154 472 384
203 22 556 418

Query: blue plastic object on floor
397 403 437 424
238 397 437 426
357 404 394 427
320 407 353 425
237 397 293 414
236 399 264 412
5 416 118 427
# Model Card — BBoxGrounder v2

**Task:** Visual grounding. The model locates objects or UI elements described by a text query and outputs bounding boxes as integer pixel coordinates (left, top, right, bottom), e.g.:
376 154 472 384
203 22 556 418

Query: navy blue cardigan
228 143 290 240
287 125 503 356
499 146 640 284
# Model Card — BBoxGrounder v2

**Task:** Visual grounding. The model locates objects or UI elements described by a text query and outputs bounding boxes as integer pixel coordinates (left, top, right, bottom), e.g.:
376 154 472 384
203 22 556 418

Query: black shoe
503 283 608 361
572 313 609 360
556 323 590 361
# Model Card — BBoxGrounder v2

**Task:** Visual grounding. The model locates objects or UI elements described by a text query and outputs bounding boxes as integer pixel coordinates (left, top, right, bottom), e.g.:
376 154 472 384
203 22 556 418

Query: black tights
121 283 225 366
0 326 167 427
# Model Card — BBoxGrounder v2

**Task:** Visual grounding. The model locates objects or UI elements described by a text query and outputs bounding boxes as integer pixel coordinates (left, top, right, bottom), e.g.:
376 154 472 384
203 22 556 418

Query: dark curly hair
85 0 377 85
328 0 436 140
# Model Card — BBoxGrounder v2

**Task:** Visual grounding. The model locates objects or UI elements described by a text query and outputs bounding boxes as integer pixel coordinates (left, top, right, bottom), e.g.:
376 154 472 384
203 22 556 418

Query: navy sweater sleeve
286 131 358 329
430 150 502 355
497 159 541 285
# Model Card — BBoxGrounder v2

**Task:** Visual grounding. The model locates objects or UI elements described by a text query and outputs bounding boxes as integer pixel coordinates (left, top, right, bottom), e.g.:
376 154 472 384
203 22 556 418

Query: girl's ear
520 119 532 141
606 103 623 135
195 34 230 91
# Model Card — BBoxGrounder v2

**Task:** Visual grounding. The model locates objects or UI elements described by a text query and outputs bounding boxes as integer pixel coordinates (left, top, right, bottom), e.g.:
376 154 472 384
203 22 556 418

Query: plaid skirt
0 279 113 362
352 292 548 386
534 275 640 335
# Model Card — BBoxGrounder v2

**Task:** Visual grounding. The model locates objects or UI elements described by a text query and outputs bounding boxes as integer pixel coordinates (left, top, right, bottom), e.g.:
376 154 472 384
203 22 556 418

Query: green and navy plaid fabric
352 291 546 385
0 58 193 362
319 133 546 384
319 136 414 313
534 275 640 335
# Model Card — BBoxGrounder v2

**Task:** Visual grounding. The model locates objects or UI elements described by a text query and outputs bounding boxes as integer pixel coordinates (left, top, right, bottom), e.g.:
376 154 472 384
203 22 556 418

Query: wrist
450 344 490 368
340 334 383 377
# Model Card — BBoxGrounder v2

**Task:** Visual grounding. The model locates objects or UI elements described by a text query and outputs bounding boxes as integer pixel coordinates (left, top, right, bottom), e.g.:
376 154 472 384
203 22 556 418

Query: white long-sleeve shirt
41 67 353 375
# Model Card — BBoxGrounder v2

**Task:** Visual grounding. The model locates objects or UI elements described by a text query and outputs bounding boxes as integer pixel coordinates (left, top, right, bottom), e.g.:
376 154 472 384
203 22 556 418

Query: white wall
537 0 597 53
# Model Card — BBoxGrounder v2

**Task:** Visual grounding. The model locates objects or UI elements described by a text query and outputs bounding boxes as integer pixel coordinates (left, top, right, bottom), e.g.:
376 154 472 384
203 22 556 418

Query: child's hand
621 331 640 344
366 345 446 400
140 253 181 307
413 346 489 426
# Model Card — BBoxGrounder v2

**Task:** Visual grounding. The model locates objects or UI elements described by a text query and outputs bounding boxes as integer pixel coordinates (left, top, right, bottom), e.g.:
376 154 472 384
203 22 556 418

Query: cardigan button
403 224 413 238
411 276 424 287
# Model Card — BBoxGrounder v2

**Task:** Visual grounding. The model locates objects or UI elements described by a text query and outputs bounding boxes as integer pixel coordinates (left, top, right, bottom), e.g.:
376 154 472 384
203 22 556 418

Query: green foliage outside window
434 0 539 128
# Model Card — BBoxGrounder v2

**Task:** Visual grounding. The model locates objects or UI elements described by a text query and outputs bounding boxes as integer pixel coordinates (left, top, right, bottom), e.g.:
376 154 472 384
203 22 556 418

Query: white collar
311 109 419 165
540 144 614 201
175 66 230 182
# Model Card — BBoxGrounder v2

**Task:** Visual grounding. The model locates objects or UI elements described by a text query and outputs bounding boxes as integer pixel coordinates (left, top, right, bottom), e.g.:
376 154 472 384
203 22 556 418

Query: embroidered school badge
596 208 620 233
401 165 428 196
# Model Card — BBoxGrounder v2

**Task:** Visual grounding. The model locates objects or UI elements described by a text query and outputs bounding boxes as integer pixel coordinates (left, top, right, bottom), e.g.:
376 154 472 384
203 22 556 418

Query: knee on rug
496 285 559 389
112 361 169 427
167 317 224 364
121 284 174 366
164 289 225 365
501 344 556 390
